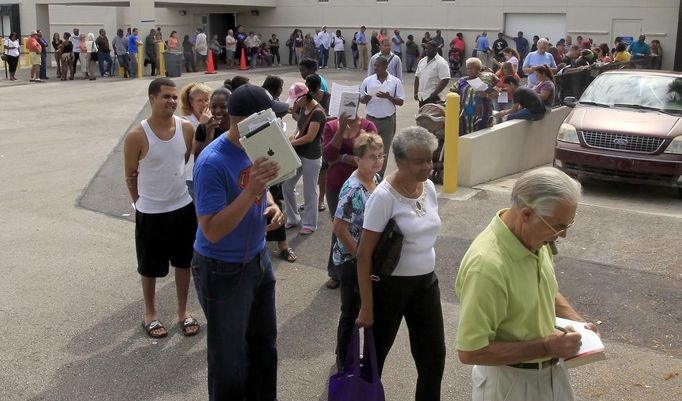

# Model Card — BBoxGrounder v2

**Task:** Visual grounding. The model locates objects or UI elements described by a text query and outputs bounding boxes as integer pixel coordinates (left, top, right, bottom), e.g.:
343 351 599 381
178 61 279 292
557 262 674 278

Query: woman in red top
321 113 377 289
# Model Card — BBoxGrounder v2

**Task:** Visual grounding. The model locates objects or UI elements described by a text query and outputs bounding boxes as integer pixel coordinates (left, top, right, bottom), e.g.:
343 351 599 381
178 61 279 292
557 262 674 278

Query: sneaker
325 278 340 289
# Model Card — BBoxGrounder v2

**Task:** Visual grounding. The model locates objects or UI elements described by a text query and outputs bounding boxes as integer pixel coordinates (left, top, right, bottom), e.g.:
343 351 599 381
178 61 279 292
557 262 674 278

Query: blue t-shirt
193 135 267 263
128 35 139 54
333 173 379 265
522 51 557 86
476 36 490 51
513 37 529 55
628 41 650 59
319 75 329 92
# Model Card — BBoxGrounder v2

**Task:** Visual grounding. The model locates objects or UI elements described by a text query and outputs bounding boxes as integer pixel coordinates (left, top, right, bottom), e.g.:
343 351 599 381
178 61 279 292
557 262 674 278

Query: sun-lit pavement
1 65 680 401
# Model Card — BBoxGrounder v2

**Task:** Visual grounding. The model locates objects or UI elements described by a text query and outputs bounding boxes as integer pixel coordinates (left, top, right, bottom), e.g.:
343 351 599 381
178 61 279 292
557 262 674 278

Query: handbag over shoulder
371 218 403 281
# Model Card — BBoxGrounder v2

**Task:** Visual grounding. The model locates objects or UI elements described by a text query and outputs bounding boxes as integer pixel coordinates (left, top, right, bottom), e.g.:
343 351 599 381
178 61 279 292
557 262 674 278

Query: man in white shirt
367 38 403 82
195 27 208 70
360 56 405 176
317 25 332 68
414 41 451 107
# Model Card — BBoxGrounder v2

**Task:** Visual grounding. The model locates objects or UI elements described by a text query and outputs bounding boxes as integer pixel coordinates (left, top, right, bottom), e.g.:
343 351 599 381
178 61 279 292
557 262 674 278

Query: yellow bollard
158 41 166 77
137 45 143 78
23 37 30 67
443 92 460 193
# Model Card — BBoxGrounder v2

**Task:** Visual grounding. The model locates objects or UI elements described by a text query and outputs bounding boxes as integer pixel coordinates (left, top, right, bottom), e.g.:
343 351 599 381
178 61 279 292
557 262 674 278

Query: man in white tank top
123 77 199 339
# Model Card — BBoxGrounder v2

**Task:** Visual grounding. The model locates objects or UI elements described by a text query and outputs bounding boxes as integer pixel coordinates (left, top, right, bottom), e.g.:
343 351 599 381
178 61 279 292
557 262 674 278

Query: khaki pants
358 44 368 69
471 364 574 401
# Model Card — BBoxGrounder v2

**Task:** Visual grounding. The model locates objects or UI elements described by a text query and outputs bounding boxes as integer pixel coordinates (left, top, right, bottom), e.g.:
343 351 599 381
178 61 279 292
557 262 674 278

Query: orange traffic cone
239 48 247 71
205 51 217 74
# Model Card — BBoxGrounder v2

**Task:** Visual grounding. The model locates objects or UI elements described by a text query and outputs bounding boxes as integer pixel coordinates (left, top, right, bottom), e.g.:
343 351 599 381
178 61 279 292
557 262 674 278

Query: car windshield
580 74 682 115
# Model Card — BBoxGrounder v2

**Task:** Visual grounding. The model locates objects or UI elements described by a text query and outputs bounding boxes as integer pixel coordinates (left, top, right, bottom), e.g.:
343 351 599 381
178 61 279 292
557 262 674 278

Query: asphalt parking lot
1 66 680 400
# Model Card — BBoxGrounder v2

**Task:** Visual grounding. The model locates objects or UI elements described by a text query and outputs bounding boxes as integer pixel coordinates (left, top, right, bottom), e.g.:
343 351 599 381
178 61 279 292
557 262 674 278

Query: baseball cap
228 85 278 117
286 82 309 107
30 30 38 36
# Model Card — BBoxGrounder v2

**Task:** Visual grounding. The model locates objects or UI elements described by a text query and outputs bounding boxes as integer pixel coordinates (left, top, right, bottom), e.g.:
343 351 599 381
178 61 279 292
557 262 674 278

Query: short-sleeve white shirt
360 73 405 118
363 179 441 277
415 54 451 101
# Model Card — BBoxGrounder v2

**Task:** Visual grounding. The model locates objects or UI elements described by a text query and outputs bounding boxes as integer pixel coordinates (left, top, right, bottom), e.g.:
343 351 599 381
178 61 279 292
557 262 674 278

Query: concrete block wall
457 107 572 187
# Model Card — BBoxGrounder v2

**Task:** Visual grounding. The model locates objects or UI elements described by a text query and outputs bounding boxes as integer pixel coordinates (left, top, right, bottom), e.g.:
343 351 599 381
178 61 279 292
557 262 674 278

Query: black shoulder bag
371 218 403 281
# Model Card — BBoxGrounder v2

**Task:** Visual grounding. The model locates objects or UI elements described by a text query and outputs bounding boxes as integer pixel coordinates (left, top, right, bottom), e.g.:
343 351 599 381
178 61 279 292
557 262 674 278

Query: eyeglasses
362 154 386 162
531 209 575 236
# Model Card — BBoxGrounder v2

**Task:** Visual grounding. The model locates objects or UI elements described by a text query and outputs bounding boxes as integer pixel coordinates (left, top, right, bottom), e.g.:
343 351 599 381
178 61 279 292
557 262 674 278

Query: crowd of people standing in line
124 48 599 398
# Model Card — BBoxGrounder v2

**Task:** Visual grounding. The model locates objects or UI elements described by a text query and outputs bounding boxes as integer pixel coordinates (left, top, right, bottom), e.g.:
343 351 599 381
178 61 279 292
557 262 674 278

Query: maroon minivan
554 70 682 196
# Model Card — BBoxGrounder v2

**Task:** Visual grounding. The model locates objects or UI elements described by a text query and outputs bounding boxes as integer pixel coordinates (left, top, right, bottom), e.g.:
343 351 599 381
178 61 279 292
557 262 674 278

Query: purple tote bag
328 324 385 401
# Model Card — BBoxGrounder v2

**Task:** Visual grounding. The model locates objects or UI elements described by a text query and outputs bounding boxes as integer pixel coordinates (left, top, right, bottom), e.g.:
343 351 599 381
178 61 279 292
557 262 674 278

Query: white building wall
19 0 681 70
237 0 679 71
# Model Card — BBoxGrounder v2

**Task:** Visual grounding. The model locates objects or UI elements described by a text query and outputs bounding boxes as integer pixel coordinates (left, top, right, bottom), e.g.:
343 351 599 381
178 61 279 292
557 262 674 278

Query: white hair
392 126 438 161
537 38 550 48
511 167 582 216
465 57 482 69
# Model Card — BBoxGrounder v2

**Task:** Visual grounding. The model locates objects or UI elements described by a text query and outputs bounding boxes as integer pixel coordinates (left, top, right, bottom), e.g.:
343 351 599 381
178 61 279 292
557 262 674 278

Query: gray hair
511 167 582 216
537 38 550 48
465 57 482 69
392 126 438 161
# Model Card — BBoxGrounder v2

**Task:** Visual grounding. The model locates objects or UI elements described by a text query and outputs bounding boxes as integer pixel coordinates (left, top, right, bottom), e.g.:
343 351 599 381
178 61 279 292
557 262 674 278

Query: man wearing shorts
27 31 43 82
123 77 200 339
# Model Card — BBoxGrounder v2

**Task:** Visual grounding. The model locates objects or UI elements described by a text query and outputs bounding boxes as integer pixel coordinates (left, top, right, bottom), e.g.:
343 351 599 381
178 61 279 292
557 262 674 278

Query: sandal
142 319 168 338
279 248 297 263
178 317 200 337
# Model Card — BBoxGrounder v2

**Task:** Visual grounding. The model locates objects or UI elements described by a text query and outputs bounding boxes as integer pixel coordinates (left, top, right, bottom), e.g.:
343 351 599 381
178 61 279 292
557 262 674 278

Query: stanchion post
23 37 30 67
137 44 143 78
443 92 460 193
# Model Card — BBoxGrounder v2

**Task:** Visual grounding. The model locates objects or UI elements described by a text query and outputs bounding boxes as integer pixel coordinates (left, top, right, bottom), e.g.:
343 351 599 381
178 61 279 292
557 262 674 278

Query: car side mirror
563 97 577 108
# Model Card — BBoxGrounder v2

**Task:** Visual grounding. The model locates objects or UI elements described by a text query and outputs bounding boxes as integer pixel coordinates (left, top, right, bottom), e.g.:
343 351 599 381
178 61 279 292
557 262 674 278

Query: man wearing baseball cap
192 84 284 401
27 31 43 82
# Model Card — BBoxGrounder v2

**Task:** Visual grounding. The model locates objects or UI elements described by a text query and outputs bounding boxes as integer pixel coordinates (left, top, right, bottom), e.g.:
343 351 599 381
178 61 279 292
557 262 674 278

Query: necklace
390 180 427 217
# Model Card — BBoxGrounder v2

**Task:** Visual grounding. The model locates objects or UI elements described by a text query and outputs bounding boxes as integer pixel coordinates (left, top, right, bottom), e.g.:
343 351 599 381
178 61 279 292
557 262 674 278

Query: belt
508 358 558 370
367 114 395 121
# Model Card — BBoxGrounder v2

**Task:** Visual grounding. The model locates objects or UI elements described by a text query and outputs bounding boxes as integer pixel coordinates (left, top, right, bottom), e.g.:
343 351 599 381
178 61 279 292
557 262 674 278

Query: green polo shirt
455 209 558 354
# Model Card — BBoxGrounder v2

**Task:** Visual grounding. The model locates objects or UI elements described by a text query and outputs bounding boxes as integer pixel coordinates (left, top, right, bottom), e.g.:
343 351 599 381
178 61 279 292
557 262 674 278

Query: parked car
554 70 682 196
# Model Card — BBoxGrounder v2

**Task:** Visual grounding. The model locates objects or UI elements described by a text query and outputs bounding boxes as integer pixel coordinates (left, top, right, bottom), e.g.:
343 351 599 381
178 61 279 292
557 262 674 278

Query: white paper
555 317 605 365
498 91 509 104
329 82 360 117
467 77 488 92
339 92 360 119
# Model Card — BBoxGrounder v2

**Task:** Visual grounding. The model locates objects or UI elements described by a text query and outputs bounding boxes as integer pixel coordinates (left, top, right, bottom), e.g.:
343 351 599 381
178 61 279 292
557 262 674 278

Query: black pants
325 189 340 280
287 46 294 64
72 52 81 73
6 55 19 76
373 272 445 401
147 55 158 76
183 52 196 72
270 47 280 64
335 259 361 370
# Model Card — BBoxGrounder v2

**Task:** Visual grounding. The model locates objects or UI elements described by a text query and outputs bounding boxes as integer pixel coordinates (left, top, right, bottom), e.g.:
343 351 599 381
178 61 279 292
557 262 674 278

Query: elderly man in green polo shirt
455 167 599 401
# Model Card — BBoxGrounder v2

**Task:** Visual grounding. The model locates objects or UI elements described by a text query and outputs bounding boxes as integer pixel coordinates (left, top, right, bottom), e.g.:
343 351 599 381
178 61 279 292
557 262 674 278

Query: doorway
612 19 642 46
209 13 235 65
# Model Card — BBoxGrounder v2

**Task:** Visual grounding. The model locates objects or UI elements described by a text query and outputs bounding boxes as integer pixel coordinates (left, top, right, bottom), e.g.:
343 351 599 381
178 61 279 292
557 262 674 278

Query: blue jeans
507 108 546 121
97 52 112 77
192 248 278 401
317 45 329 67
406 53 416 72
40 52 47 79
129 53 138 78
